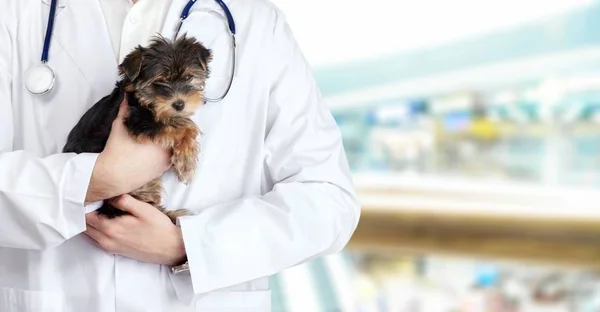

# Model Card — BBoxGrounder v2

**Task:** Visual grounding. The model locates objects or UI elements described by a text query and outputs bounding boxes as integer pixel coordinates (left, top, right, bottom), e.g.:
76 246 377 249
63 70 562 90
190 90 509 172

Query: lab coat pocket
195 290 271 311
0 287 65 312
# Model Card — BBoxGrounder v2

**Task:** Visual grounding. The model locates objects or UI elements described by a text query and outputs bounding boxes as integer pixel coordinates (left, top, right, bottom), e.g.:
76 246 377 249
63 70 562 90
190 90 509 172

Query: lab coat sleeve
0 21 97 250
175 8 361 295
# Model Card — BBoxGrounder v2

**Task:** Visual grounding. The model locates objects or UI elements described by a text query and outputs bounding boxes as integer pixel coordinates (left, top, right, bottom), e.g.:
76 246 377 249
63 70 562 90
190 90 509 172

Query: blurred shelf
347 173 600 270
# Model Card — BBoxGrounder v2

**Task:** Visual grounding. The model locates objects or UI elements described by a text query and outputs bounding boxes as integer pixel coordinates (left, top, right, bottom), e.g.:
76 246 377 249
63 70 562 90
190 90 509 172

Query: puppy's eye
153 82 170 88
183 74 194 81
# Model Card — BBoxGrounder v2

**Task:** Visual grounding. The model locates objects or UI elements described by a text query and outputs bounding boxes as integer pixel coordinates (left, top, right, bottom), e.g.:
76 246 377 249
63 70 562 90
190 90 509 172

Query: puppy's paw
172 138 199 184
172 153 197 184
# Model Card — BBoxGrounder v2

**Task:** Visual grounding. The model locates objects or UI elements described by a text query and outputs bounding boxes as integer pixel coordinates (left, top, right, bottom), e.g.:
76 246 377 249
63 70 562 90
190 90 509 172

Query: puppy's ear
198 47 213 72
119 47 145 81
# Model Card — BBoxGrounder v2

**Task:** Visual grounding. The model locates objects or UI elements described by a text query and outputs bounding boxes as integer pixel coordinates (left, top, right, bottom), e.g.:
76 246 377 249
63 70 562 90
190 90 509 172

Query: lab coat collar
41 0 66 8
40 0 118 97
161 0 231 40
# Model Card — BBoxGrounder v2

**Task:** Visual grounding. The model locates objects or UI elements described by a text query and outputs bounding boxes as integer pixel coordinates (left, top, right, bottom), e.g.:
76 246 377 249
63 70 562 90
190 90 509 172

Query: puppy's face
119 35 212 123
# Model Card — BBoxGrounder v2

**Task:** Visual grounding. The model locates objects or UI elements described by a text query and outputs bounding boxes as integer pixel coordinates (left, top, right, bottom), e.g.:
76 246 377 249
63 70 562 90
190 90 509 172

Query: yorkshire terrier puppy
63 35 212 223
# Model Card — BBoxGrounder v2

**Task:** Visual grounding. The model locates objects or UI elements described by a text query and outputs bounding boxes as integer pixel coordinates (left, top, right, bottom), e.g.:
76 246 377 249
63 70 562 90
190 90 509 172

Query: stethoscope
24 0 236 103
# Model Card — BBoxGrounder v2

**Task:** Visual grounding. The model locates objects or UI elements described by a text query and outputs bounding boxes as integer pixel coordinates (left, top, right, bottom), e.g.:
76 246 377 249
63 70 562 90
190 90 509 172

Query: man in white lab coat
0 0 360 311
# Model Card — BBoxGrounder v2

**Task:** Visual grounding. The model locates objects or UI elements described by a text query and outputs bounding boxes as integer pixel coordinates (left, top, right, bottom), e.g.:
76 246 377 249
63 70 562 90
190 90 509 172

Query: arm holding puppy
0 67 169 251
85 101 172 204
82 106 185 266
0 22 168 250
0 98 170 251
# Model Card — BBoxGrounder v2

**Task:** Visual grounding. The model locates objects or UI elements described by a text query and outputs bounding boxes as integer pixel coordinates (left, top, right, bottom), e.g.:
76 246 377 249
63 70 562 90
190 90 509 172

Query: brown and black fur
63 35 212 223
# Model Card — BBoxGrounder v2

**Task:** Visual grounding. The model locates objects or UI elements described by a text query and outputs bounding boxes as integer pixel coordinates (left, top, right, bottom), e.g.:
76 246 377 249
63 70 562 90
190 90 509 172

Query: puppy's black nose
172 100 185 111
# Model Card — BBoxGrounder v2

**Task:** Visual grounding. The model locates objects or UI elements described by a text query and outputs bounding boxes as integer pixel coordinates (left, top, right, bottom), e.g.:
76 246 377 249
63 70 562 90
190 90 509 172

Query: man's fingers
86 211 121 239
111 100 128 130
85 212 106 231
85 224 115 252
117 99 128 119
108 194 163 222
108 194 141 217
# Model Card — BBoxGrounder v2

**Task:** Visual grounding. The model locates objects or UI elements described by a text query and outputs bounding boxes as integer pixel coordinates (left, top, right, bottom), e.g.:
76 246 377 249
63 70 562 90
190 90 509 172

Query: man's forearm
85 152 121 204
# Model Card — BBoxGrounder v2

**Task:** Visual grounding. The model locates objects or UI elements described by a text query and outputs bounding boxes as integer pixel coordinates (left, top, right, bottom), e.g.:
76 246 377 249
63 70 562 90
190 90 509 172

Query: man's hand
85 100 172 203
85 194 187 266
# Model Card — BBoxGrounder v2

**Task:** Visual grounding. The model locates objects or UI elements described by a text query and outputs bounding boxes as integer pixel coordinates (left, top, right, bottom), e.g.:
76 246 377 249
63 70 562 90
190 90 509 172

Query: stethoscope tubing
41 0 58 63
28 0 236 102
175 0 236 103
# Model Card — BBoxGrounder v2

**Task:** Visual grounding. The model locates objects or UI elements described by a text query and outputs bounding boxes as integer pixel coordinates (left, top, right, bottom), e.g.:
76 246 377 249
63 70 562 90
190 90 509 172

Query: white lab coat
0 0 360 311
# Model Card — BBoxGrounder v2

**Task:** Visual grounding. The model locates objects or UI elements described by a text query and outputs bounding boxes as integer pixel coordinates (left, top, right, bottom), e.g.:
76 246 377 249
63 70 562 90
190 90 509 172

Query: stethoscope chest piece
24 63 55 95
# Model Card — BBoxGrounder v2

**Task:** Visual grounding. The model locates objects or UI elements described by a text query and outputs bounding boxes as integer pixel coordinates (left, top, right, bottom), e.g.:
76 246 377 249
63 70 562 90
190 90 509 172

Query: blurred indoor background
266 1 600 311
